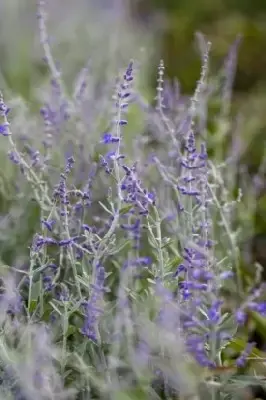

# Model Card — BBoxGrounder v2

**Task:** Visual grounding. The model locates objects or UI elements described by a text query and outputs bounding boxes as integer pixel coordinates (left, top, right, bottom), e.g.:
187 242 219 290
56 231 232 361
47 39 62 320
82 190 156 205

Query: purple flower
47 263 57 270
65 156 75 174
53 173 69 204
256 302 266 316
58 236 79 247
101 133 120 144
186 334 216 368
123 256 152 269
115 61 134 126
173 263 186 277
32 235 57 251
8 151 20 164
177 185 200 196
41 219 56 232
185 130 197 154
82 224 92 232
236 342 255 368
120 163 154 214
0 97 10 116
99 155 111 174
43 275 54 292
192 269 213 281
135 256 152 266
121 217 142 249
219 271 234 280
116 119 128 126
81 264 107 341
207 300 222 324
0 123 10 136
105 151 125 161
235 309 247 325
248 301 266 317
55 285 69 301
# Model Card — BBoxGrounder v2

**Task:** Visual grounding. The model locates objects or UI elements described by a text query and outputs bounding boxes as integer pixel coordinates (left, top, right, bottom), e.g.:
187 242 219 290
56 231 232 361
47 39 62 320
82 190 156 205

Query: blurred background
0 0 265 270
130 0 266 273
1 0 266 112
132 0 266 92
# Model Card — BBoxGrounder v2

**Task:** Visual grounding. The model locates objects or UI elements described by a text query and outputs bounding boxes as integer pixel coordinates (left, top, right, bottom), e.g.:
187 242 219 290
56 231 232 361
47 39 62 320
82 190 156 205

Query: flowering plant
0 1 265 399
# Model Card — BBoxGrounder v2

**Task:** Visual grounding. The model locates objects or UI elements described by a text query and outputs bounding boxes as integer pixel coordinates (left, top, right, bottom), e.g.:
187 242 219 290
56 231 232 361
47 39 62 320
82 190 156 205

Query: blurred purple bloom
8 150 20 164
0 97 10 116
81 264 106 341
219 271 234 280
101 133 120 144
123 256 152 269
41 219 56 232
235 309 247 325
236 342 255 368
0 123 10 136
248 301 266 317
32 235 57 251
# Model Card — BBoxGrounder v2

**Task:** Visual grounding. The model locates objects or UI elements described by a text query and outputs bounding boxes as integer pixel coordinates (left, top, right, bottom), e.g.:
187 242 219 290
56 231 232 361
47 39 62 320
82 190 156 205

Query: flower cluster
121 163 156 215
81 263 107 341
176 128 212 300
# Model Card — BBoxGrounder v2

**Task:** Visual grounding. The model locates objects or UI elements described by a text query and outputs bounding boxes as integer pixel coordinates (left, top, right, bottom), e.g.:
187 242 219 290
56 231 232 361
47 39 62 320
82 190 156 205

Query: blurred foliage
0 0 264 271
133 0 266 92
132 0 266 168
133 0 266 268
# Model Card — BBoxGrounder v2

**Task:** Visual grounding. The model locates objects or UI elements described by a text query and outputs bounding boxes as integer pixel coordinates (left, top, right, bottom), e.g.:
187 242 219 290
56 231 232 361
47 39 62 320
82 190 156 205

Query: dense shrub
0 1 265 399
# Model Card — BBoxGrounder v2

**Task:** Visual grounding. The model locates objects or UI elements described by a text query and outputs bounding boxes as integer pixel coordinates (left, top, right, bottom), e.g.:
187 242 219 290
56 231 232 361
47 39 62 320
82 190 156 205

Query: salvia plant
0 1 265 399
